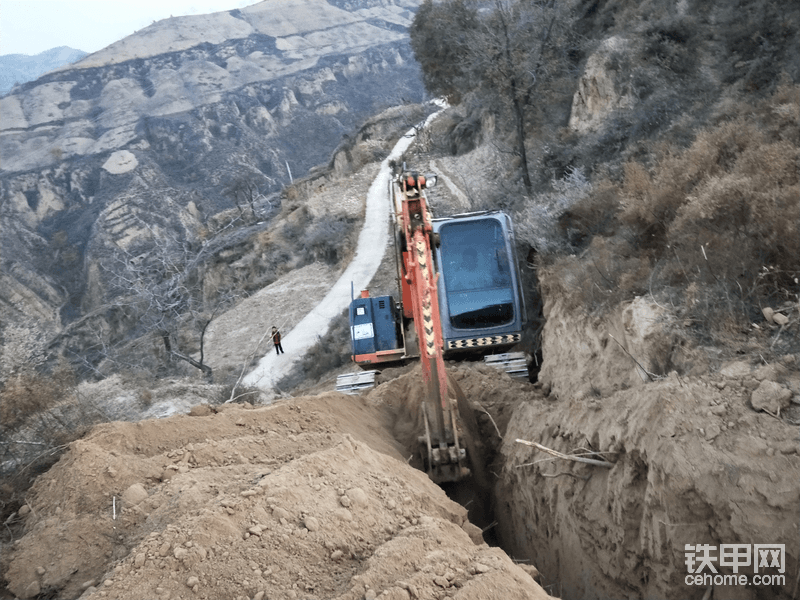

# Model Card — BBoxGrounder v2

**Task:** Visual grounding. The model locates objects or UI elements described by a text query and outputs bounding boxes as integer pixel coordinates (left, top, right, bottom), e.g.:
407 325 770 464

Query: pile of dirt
2 389 551 600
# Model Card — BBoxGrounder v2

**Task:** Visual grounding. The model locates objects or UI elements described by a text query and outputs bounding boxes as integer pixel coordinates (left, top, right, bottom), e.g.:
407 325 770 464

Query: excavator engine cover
350 295 400 356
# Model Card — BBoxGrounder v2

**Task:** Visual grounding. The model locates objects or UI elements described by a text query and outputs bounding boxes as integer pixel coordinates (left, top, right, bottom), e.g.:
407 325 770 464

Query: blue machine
349 294 402 359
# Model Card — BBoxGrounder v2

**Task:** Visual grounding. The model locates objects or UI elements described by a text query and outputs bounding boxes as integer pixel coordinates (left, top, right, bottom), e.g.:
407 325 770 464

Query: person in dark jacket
272 326 284 355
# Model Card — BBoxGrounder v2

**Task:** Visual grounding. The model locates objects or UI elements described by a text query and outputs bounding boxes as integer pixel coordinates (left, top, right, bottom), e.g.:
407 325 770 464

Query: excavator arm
397 172 469 483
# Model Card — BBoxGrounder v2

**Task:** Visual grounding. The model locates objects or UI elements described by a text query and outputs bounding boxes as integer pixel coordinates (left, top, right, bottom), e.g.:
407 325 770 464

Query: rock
249 525 263 536
569 36 634 132
433 576 450 588
751 381 792 414
122 483 148 507
773 312 789 326
18 504 30 517
273 507 291 521
333 508 353 521
461 522 484 545
102 150 139 174
518 564 540 580
346 487 368 506
365 589 378 600
253 592 265 600
473 563 491 574
762 307 775 323
189 404 213 416
186 576 200 587
174 547 188 560
304 516 320 532
330 550 344 561
24 581 41 598
339 495 352 508
134 553 146 568
710 404 727 416
720 361 751 378
158 542 171 556
705 424 721 441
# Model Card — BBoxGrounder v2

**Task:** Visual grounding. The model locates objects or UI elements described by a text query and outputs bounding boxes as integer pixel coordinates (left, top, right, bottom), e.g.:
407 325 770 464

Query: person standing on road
272 326 284 355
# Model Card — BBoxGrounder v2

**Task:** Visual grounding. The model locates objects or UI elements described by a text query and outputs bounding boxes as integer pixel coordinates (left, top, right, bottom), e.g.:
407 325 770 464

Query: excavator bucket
417 371 474 484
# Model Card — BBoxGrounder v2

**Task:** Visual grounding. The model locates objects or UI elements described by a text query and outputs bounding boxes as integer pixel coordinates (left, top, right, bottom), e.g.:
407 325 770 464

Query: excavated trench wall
491 276 800 599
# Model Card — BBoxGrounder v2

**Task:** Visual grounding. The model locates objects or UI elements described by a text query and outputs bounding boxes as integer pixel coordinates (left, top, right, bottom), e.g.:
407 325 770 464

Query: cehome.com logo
685 544 786 587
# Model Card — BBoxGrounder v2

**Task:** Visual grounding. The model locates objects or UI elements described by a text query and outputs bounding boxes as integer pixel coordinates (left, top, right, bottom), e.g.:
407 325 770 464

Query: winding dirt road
242 111 442 394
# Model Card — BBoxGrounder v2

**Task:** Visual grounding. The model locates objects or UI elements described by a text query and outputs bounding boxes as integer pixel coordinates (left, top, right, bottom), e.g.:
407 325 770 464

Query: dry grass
545 82 800 343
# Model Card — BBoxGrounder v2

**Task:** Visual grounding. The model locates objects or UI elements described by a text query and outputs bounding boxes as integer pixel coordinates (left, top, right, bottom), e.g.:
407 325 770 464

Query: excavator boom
397 172 468 482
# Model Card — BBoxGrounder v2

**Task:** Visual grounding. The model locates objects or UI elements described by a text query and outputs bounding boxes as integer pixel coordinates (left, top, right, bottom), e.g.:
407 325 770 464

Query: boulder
750 380 792 414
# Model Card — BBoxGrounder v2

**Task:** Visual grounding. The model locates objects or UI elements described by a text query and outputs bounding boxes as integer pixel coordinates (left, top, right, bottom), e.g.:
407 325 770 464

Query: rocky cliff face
0 0 424 374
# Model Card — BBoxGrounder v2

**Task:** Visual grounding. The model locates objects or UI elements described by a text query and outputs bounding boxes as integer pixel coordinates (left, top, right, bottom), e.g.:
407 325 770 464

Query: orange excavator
340 167 527 483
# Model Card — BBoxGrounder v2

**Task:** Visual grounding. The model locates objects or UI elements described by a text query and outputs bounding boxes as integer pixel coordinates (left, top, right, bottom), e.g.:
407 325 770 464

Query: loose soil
2 380 550 600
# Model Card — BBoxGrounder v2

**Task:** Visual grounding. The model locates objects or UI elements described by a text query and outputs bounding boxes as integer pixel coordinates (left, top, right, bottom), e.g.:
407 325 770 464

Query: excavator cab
433 212 526 354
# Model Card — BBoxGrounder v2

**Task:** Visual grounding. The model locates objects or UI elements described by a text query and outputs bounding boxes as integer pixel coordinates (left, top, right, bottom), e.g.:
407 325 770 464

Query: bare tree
411 0 580 192
222 169 272 222
99 217 236 378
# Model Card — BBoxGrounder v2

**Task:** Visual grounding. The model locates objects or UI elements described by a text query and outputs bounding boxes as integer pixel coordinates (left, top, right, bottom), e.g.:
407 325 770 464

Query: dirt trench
2 329 798 600
0 380 550 600
481 292 800 600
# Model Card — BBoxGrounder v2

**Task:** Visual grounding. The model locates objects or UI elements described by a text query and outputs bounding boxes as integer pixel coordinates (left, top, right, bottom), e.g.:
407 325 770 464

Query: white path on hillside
243 111 442 393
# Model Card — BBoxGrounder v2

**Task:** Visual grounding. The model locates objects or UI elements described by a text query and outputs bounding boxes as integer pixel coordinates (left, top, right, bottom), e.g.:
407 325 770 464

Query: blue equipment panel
350 295 400 356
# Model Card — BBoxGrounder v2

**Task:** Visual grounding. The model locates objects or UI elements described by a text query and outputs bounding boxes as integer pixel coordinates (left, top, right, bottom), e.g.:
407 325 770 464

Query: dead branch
477 406 502 439
540 471 590 480
607 334 660 382
515 438 614 468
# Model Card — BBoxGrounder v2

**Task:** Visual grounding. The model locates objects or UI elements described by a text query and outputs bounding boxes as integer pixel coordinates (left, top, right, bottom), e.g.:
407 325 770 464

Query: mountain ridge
0 46 87 95
0 0 426 378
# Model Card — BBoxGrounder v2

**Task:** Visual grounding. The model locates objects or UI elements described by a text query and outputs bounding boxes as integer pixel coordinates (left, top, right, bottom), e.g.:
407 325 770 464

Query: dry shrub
0 366 82 520
610 82 800 331
558 178 622 244
542 237 650 313
548 81 799 346
0 367 75 432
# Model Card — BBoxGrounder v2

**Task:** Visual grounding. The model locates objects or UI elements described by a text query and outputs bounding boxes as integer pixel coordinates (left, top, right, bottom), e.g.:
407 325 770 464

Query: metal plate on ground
335 370 379 394
483 352 528 379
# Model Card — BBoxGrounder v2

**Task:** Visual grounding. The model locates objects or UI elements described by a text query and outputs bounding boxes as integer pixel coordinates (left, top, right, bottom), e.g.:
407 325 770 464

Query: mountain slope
0 47 87 95
0 0 425 377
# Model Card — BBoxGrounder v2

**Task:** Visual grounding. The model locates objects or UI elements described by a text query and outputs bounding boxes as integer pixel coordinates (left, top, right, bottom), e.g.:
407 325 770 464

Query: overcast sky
1 0 255 56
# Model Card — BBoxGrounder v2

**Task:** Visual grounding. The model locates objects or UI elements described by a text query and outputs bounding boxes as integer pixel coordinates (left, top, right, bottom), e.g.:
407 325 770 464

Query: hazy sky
1 0 255 56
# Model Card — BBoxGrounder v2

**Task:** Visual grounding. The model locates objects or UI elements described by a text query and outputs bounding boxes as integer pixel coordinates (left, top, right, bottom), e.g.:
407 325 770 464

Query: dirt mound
2 390 551 600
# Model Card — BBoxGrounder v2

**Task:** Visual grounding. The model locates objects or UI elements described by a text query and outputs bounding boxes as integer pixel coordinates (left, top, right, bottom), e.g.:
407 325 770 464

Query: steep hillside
1 1 798 599
0 0 425 379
